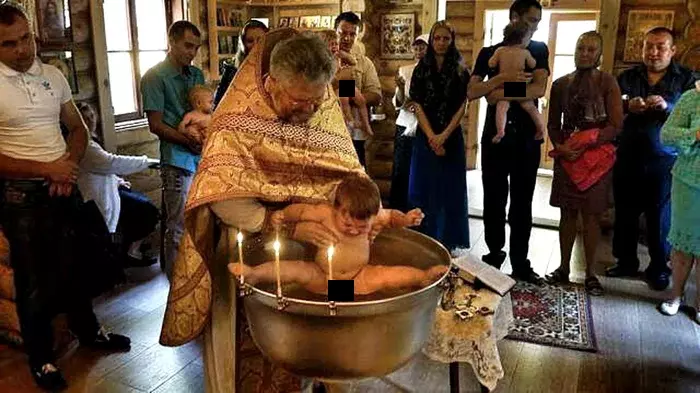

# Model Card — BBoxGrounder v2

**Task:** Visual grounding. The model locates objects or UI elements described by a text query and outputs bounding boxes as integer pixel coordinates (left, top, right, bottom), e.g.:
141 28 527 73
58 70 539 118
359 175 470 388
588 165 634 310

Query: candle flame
237 232 243 243
273 240 281 252
327 245 335 259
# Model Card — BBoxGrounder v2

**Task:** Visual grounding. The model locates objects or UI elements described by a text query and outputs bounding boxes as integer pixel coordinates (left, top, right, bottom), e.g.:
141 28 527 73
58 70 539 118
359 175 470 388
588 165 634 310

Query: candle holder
237 231 247 297
237 282 253 298
276 294 289 311
328 301 337 316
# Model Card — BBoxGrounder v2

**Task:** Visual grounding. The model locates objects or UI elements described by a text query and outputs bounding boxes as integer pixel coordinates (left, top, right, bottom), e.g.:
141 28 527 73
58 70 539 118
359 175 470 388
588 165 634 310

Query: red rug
506 281 597 352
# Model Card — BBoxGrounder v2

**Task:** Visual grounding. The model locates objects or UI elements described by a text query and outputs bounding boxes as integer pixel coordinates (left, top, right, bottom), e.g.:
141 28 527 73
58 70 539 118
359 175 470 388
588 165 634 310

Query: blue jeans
161 165 194 279
0 180 99 369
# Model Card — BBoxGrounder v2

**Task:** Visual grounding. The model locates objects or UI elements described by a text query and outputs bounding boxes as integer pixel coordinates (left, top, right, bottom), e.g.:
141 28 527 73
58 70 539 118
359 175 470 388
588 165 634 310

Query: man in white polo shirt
0 4 130 391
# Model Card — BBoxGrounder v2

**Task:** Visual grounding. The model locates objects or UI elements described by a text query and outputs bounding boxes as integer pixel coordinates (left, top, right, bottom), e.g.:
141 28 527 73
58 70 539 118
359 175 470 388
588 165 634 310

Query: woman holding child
545 32 623 295
408 21 470 254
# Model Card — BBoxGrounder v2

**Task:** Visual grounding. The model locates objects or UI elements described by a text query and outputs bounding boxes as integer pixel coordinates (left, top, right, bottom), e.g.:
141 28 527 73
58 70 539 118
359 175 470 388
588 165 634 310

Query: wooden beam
89 0 117 152
598 0 621 73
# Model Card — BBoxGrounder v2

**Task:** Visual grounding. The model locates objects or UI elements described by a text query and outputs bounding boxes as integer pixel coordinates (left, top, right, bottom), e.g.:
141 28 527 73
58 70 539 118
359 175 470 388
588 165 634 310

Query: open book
452 255 516 296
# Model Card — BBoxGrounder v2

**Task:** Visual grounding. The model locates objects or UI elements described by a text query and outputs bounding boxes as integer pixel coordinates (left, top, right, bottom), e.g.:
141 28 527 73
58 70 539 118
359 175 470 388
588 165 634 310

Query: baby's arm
271 203 330 228
525 50 536 69
177 112 195 134
376 208 424 228
487 48 502 69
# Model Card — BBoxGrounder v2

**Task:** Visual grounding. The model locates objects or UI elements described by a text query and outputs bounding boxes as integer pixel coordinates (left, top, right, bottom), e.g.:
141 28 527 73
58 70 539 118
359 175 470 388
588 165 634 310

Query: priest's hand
292 221 338 248
628 97 647 114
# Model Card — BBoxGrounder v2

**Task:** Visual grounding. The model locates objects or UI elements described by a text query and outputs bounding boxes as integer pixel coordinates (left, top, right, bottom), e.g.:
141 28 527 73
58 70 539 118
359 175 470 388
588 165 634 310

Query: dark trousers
612 157 673 274
389 126 414 212
0 180 99 369
117 187 159 247
353 140 366 167
481 137 542 274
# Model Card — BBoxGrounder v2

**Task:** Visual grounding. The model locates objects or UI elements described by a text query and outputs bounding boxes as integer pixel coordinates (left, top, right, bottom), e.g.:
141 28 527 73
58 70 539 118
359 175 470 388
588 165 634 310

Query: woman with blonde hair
658 83 700 321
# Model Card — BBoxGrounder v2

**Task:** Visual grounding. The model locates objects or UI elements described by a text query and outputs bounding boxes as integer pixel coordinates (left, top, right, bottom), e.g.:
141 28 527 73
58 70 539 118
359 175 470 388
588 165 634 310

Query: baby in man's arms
229 175 447 295
178 85 214 145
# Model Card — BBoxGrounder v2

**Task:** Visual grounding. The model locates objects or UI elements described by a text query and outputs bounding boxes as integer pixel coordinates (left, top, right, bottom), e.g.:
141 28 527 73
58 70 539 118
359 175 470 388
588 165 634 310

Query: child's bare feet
228 263 256 284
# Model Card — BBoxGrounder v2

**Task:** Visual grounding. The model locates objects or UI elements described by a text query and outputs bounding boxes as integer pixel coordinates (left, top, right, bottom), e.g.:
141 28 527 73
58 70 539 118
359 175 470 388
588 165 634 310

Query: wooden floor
2 219 700 393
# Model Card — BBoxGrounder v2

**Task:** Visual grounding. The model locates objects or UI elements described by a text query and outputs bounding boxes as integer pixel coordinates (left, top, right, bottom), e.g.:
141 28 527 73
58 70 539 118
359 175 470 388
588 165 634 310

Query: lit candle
273 237 282 297
237 231 244 285
327 245 335 280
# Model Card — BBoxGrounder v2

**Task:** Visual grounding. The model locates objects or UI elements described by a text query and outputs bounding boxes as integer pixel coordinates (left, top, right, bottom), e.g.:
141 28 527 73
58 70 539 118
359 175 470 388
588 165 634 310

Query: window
104 0 168 123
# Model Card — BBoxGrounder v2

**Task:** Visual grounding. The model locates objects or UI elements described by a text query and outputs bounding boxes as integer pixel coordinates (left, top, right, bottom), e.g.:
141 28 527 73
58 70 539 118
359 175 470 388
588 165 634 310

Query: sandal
584 276 604 296
545 269 570 285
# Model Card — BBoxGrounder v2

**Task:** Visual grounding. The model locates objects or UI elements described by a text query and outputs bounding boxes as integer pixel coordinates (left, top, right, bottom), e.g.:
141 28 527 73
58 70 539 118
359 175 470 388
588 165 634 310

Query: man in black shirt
468 0 549 284
606 27 697 290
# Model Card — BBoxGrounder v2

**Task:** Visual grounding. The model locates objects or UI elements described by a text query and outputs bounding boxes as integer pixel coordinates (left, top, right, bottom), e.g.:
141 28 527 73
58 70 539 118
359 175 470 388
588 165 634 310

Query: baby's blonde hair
188 85 213 106
316 29 338 46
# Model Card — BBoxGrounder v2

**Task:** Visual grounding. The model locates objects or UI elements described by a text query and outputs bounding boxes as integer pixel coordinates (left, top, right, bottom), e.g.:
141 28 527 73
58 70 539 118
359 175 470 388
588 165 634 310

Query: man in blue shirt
607 27 697 290
141 21 205 279
468 0 549 285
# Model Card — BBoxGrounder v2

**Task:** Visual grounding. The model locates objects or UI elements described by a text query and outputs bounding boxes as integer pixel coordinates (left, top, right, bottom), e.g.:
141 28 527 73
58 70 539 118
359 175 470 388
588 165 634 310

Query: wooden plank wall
446 0 477 169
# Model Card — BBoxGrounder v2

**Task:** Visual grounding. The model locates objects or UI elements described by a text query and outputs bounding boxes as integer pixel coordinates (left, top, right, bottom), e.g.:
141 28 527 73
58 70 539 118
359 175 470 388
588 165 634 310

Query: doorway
468 9 597 227
475 10 598 170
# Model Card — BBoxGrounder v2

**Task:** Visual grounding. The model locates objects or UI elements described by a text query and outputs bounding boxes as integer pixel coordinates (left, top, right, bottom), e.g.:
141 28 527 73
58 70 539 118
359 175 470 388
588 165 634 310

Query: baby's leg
228 260 323 288
351 88 373 136
518 100 545 140
338 96 355 128
493 100 510 143
354 264 449 294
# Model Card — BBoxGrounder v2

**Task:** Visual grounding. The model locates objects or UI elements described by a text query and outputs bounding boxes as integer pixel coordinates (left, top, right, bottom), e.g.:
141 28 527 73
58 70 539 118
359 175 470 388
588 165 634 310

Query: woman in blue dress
408 21 470 254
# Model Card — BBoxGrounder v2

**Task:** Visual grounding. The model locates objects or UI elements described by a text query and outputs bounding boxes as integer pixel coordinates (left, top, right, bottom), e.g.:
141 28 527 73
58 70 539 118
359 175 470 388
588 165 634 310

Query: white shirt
393 64 418 137
78 141 151 233
0 59 71 162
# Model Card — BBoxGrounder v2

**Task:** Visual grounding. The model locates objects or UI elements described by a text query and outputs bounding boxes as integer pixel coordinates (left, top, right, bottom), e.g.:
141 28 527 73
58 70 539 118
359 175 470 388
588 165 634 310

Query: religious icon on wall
289 17 299 28
37 0 72 48
320 16 332 29
39 51 79 94
300 16 321 29
278 17 289 28
381 13 415 59
623 10 675 63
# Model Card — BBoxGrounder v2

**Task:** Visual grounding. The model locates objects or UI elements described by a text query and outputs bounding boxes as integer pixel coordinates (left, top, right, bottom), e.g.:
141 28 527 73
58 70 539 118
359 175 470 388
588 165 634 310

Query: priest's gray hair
269 33 337 86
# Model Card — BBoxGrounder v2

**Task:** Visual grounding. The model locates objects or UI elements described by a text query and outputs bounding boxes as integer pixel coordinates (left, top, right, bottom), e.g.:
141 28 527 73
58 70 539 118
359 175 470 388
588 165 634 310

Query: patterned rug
506 281 597 352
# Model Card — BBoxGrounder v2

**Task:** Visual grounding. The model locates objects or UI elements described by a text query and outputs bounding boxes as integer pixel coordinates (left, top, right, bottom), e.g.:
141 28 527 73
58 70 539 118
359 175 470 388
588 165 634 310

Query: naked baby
488 21 545 143
229 175 448 295
178 84 213 144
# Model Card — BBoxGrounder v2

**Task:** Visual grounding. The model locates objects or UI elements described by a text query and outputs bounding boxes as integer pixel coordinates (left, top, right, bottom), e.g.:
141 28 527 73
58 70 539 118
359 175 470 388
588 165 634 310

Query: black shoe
32 363 67 391
482 251 507 269
81 328 131 352
512 269 544 286
605 264 639 278
645 271 670 291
